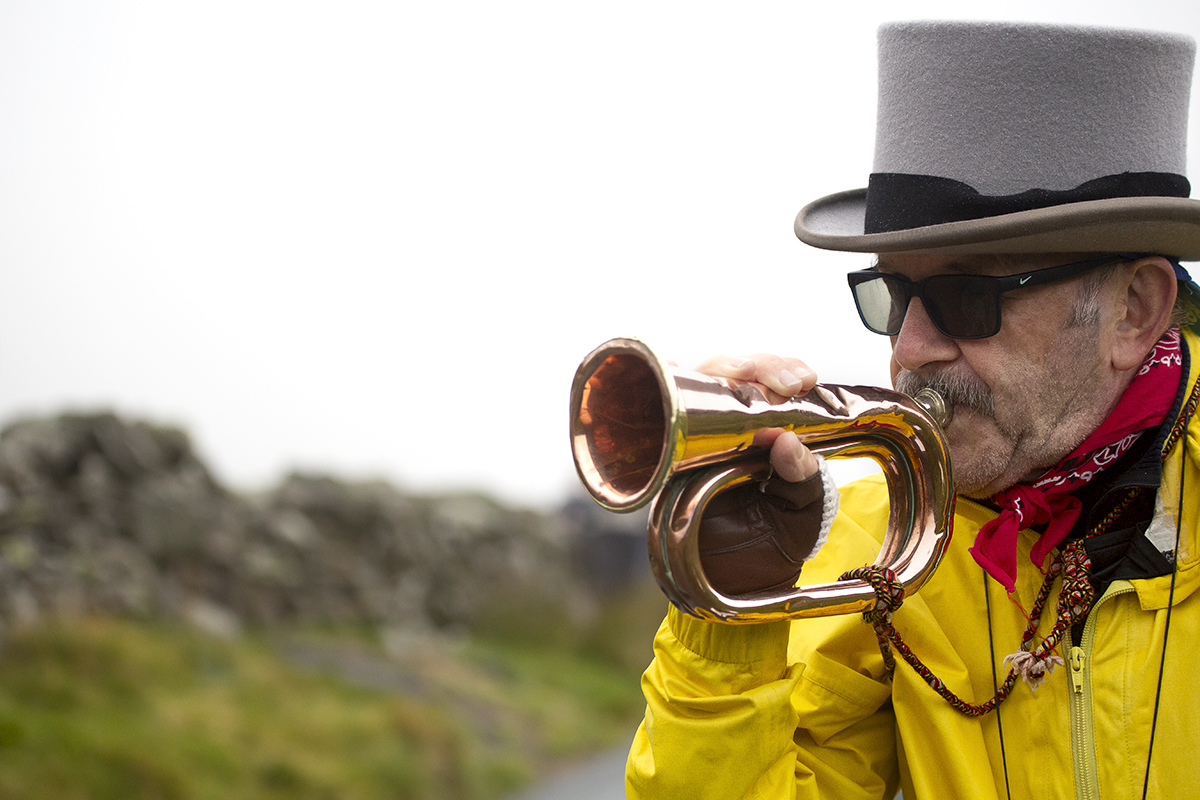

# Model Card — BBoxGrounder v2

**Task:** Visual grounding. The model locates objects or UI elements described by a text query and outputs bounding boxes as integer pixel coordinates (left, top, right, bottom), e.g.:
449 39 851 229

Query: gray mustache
895 370 994 419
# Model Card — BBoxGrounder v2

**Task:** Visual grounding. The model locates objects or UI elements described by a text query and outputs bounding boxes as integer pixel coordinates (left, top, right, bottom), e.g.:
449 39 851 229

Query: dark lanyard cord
984 573 1012 800
1141 447 1184 799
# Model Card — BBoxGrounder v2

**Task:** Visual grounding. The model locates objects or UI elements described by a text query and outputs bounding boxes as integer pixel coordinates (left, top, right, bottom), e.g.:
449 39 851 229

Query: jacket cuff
667 605 792 668
813 454 840 558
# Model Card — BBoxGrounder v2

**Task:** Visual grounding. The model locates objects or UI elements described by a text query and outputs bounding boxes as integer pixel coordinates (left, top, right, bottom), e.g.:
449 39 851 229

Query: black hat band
864 171 1192 234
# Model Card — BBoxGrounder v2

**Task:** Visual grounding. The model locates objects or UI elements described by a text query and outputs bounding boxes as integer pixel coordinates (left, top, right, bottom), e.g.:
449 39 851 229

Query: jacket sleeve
625 609 804 799
626 490 901 799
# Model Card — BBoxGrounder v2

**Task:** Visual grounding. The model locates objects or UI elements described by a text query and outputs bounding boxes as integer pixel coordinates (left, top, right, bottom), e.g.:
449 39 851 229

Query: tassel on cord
1001 539 1094 689
1002 651 1064 690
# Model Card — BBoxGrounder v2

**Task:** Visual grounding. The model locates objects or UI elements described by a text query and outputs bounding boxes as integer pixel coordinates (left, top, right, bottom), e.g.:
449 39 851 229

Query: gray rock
0 411 652 638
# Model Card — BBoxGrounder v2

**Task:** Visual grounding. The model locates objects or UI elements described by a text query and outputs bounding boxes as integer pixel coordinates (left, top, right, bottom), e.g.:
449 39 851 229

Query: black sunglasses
846 254 1130 340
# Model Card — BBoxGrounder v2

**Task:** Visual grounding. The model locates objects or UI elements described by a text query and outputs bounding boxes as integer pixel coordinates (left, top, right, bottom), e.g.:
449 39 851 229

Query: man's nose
890 297 960 371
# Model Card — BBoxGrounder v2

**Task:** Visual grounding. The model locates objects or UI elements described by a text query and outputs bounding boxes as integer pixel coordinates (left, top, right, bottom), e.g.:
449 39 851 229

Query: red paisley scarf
970 327 1183 592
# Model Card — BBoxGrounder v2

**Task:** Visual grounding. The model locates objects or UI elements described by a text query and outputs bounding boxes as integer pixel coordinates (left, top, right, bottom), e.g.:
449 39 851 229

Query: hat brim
795 189 1200 261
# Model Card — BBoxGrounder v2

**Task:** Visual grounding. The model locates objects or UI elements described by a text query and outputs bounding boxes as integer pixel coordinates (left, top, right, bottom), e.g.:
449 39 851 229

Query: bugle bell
569 337 955 623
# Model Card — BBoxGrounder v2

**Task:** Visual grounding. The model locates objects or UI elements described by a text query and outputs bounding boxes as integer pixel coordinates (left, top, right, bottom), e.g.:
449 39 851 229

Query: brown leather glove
698 470 825 596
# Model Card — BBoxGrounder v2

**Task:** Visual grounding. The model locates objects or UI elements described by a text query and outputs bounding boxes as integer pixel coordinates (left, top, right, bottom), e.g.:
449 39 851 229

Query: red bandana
969 328 1183 592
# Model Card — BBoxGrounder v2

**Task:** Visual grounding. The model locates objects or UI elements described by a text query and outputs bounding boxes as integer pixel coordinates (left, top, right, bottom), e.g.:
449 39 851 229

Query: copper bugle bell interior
569 336 955 623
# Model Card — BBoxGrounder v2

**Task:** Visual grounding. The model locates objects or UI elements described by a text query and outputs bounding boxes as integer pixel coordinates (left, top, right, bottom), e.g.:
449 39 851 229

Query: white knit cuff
807 454 839 560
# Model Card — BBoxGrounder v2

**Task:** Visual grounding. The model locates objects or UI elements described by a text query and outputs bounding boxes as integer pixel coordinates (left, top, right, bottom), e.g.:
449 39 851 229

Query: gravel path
504 744 630 800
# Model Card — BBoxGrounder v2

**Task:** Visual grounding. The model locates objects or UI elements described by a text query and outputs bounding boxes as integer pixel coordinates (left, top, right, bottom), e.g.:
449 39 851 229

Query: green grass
0 603 661 800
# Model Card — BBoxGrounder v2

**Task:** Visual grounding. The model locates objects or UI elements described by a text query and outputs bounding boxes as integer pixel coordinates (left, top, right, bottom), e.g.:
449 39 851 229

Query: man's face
879 253 1124 499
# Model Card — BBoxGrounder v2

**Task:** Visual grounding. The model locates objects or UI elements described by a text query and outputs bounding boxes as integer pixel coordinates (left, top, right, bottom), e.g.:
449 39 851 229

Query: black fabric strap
864 171 1191 234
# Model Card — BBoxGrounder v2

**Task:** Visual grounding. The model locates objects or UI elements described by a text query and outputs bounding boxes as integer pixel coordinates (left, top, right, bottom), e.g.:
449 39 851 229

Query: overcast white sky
2 1 1200 509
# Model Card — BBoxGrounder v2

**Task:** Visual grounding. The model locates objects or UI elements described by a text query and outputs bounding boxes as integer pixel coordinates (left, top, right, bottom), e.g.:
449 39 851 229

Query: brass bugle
569 337 955 623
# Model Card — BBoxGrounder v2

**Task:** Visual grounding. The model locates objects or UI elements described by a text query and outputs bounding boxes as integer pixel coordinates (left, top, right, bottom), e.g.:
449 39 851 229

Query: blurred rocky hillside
0 412 652 641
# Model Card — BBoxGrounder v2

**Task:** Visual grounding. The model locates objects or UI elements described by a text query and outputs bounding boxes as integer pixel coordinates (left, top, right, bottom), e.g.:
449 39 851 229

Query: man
625 21 1200 800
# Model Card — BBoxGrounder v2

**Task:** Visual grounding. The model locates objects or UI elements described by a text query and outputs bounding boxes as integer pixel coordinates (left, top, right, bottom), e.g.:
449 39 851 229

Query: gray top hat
795 21 1200 260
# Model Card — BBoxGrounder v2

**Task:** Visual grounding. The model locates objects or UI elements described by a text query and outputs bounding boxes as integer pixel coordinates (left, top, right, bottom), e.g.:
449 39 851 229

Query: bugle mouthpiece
912 388 952 429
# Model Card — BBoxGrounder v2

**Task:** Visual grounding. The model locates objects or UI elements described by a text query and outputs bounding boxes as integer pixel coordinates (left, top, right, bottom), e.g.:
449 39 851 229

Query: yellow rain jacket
627 328 1200 800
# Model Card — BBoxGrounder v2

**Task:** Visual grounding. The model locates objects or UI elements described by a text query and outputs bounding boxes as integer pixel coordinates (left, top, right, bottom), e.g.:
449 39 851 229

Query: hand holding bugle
568 337 956 623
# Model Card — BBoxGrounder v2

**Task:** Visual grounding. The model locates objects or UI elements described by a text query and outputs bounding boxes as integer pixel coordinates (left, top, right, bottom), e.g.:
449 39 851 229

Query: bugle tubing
569 337 955 622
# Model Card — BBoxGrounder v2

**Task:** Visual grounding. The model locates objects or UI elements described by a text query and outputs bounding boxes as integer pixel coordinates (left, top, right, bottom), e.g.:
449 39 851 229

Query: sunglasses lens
923 276 1000 338
851 274 907 335
850 273 1003 338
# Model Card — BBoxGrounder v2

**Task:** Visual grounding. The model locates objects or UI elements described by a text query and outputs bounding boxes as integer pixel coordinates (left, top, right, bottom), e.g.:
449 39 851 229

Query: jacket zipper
1069 580 1136 800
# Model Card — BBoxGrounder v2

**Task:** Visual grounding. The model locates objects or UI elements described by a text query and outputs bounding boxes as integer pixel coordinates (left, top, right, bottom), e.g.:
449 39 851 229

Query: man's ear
1110 256 1178 372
